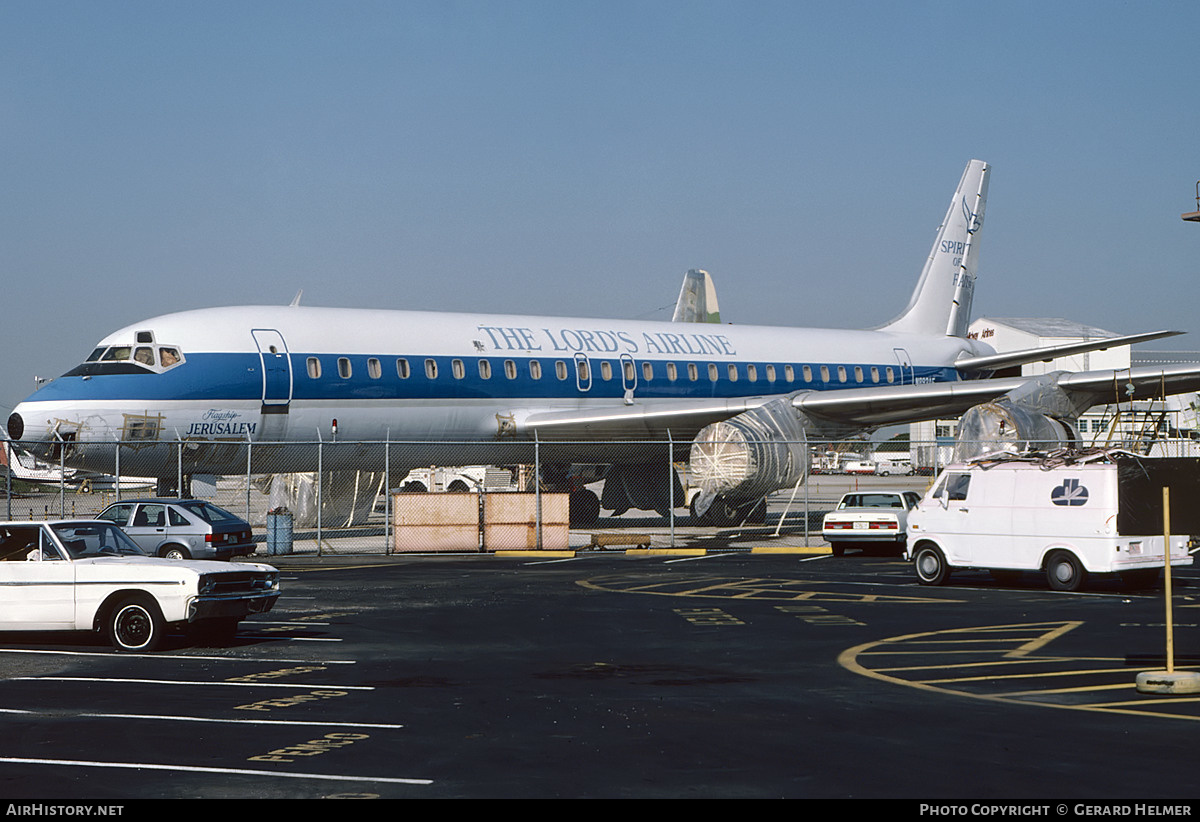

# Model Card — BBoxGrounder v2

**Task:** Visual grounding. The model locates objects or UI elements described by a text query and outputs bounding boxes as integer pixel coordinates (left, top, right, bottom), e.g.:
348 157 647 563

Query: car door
0 525 74 630
125 503 168 554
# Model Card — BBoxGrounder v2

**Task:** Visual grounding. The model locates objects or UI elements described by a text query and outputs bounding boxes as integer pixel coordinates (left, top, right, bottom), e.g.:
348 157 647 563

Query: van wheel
913 544 950 586
1046 551 1086 592
106 596 164 652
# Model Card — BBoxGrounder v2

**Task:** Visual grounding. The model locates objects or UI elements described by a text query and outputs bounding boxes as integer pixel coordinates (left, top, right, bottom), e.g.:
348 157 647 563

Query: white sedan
0 520 280 651
822 491 922 556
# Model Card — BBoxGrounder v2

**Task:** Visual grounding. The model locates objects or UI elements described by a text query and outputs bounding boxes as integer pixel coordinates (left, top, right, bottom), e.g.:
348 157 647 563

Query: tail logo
961 196 982 234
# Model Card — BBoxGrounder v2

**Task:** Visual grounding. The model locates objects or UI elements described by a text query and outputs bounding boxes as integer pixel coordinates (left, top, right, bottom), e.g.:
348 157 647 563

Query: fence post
668 431 675 548
384 434 391 555
316 436 323 555
534 432 542 550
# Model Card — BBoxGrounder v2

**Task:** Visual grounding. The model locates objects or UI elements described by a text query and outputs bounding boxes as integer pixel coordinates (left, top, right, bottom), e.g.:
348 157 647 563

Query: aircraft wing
516 396 776 440
793 363 1200 429
954 330 1184 373
516 363 1200 441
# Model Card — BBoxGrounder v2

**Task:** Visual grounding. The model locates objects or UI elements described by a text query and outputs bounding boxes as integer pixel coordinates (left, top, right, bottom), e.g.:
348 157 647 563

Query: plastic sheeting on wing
688 398 807 515
953 399 1074 462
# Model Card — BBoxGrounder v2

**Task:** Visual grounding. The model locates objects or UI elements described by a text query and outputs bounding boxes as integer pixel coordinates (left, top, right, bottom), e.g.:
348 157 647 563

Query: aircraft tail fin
878 159 989 338
672 269 721 323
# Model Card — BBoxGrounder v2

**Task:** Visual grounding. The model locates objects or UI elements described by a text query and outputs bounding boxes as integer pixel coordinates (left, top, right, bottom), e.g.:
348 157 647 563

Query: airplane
8 159 1200 525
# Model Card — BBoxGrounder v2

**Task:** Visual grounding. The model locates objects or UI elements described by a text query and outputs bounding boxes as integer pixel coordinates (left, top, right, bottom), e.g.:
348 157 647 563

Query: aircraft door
574 353 592 393
893 348 914 386
252 329 291 441
620 354 637 403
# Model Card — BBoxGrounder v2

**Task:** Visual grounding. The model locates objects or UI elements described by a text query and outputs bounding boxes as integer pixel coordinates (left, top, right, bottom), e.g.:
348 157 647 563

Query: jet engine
953 373 1083 462
689 398 808 523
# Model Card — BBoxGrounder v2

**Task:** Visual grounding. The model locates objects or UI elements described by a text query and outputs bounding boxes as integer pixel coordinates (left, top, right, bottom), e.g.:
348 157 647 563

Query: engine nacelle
953 373 1084 462
689 398 808 516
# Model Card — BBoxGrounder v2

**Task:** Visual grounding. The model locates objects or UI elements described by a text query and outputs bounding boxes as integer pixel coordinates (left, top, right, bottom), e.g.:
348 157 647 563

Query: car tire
830 542 846 557
913 543 950 586
159 544 190 560
1045 550 1086 592
107 596 165 652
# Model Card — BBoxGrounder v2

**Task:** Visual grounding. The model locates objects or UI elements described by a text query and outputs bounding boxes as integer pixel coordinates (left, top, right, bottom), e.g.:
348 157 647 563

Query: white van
906 453 1196 591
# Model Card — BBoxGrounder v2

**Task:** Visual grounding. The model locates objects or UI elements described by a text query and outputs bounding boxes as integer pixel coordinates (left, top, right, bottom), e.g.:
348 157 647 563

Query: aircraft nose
7 412 23 441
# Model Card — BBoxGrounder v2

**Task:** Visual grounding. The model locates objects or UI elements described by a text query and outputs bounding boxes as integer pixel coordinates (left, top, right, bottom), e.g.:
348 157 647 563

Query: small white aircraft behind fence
8 159 1199 524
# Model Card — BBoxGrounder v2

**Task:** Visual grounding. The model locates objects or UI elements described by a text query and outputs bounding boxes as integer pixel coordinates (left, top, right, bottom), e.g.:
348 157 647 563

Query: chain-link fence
4 434 1198 555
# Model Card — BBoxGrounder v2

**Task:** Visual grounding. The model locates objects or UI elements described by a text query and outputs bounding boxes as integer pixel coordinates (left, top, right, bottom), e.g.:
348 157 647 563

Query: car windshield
178 501 240 524
50 522 148 559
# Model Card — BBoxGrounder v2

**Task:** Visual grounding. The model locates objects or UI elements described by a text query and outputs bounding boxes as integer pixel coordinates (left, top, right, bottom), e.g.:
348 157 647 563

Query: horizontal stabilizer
954 330 1184 373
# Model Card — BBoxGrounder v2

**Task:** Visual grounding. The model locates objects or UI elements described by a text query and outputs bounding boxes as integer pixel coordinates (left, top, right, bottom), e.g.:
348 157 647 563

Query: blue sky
3 1 1198 412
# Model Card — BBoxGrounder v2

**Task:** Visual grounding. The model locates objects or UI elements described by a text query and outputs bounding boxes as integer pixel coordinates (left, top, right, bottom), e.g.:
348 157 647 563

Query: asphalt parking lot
0 544 1198 799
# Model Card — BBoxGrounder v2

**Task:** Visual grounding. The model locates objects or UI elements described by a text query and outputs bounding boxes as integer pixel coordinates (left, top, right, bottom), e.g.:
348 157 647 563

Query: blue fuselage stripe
29 352 961 405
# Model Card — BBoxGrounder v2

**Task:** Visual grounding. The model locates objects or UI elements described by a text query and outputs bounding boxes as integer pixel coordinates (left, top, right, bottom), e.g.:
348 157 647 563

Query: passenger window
338 357 352 378
530 360 542 380
746 364 757 382
819 366 829 383
708 363 718 382
870 367 880 383
479 360 492 379
886 367 895 384
504 360 517 379
641 362 653 381
368 358 382 379
452 359 465 379
555 360 568 380
307 357 322 379
727 364 738 382
601 362 613 381
168 508 189 527
854 366 863 383
765 365 775 382
688 363 698 381
666 363 678 381
133 504 165 527
397 358 411 379
837 366 847 383
801 365 811 382
424 359 438 380
623 361 636 382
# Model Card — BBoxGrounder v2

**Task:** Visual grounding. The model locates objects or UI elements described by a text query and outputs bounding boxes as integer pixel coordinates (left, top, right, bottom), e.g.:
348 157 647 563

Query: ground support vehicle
0 520 280 651
823 491 922 556
96 498 255 560
907 452 1196 591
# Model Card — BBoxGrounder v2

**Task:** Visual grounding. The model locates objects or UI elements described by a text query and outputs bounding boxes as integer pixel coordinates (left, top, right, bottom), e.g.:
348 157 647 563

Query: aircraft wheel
913 543 950 586
1045 551 1086 592
107 596 164 652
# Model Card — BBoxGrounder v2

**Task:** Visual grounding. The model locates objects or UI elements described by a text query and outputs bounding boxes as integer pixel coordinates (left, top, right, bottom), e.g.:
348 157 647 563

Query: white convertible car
0 520 280 651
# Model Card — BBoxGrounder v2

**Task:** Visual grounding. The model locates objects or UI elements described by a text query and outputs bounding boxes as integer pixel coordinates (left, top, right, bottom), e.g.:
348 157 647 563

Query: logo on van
1051 479 1089 507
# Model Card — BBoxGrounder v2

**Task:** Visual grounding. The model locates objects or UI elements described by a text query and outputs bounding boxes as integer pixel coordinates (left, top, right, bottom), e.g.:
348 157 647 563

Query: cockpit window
63 344 185 378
